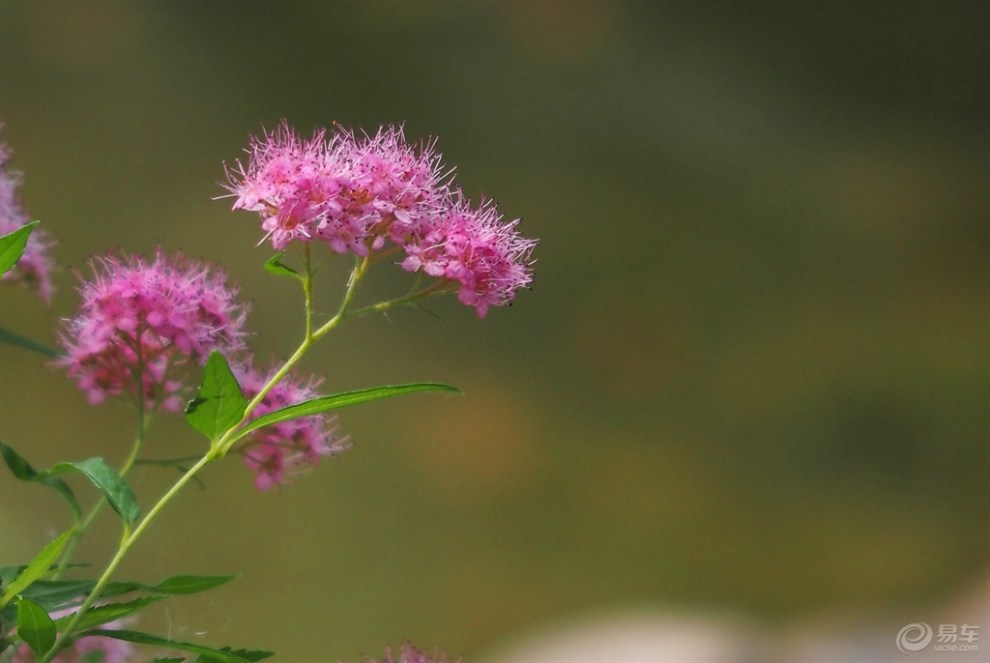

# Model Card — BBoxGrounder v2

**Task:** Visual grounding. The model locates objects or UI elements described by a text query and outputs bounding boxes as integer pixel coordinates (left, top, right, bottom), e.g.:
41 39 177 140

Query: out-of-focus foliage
1 1 987 660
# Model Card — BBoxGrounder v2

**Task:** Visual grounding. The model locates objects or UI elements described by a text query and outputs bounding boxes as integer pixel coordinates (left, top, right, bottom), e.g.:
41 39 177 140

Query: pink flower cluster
0 131 55 304
226 122 536 317
59 251 248 410
59 250 351 489
350 644 458 663
234 360 350 491
401 197 536 318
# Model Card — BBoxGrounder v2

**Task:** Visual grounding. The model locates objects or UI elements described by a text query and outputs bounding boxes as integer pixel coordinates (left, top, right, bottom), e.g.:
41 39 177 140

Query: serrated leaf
19 579 95 611
95 575 236 603
196 647 275 662
44 458 140 526
195 648 274 663
0 567 18 587
81 630 261 663
262 252 299 278
230 383 460 444
185 352 247 442
53 597 164 632
16 596 56 656
1 530 74 607
0 442 81 519
0 220 39 275
0 326 63 359
149 575 238 595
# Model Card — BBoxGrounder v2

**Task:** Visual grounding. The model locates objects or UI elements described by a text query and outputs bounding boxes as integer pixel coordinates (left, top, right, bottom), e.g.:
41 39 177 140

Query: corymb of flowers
225 122 536 318
0 120 533 662
58 250 249 410
0 128 55 304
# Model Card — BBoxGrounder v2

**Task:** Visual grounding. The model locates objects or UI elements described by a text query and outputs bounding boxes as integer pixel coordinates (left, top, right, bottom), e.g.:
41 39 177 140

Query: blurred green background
1 0 988 660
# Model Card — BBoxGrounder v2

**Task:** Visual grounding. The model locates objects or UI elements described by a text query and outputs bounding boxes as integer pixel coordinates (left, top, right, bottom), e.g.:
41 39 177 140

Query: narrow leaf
98 581 143 598
196 648 274 662
19 579 95 611
149 575 238 595
231 383 460 443
0 567 18 586
0 326 63 359
148 658 187 663
0 442 81 519
185 352 247 442
16 596 56 656
0 220 39 275
44 458 140 526
53 597 164 632
1 530 74 607
98 575 235 601
82 630 261 663
262 252 299 278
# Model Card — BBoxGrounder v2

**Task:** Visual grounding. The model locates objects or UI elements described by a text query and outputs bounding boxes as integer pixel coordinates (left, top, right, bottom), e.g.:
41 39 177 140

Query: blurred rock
484 573 989 662
483 611 762 663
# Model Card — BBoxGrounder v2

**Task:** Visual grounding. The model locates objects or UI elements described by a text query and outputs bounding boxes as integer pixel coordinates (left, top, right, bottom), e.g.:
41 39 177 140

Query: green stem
39 452 215 663
346 279 456 319
303 244 314 340
312 255 369 340
52 370 151 578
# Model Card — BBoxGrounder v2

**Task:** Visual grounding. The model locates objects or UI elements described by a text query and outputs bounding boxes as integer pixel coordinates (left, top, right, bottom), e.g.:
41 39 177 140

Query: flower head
1 130 56 304
317 125 449 255
349 644 459 663
59 250 249 410
234 360 350 491
226 122 448 256
227 121 536 317
401 196 536 318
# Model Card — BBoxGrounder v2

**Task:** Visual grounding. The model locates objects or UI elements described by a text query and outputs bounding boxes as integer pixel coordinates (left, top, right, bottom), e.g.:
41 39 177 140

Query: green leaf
102 575 237 598
43 458 140 526
0 442 81 519
196 648 274 662
149 575 238 595
0 326 64 359
1 530 74 607
95 581 142 598
185 352 247 442
148 658 187 663
16 596 56 656
53 597 164 632
230 383 460 444
18 579 94 611
0 220 39 275
82 630 264 663
262 252 299 278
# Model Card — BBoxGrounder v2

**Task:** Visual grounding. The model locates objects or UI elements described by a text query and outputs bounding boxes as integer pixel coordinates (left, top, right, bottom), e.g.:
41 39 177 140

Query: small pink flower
234 360 350 491
0 130 56 305
349 644 459 663
401 196 536 318
58 250 248 410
